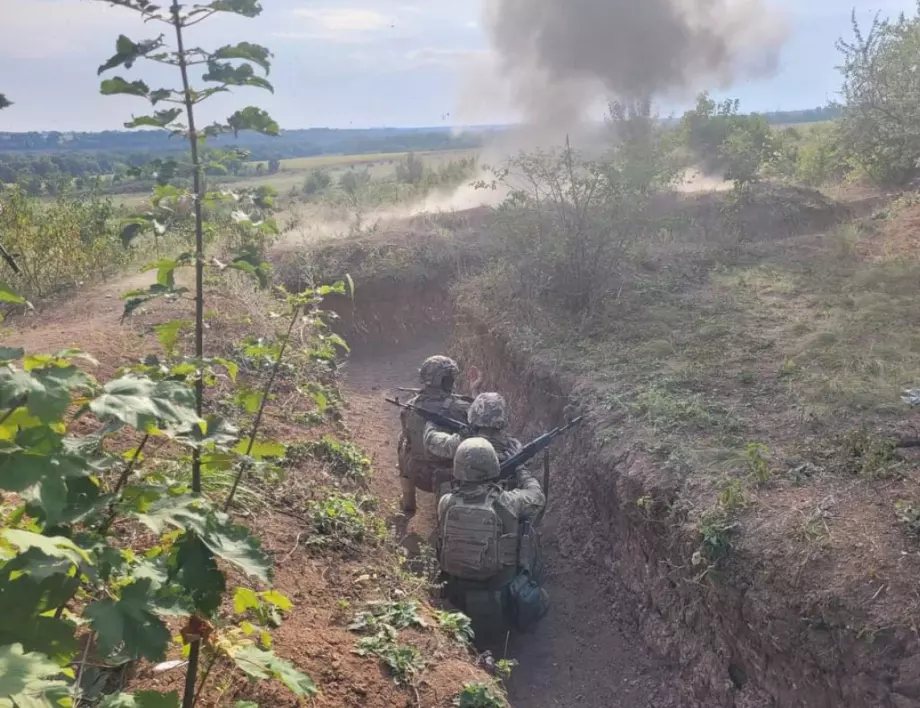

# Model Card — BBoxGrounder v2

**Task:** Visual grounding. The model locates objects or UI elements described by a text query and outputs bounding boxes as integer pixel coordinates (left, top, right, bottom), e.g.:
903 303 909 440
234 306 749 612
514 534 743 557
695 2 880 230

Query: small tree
396 152 425 185
303 168 332 195
837 7 920 185
720 116 773 190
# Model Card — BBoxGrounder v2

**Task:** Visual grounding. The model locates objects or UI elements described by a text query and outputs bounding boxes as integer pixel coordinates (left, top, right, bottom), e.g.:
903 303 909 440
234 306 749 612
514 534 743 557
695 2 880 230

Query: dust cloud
471 0 787 135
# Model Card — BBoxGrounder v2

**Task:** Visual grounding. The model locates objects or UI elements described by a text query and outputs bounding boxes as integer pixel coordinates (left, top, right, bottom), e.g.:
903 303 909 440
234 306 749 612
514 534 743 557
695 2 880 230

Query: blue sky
0 0 914 132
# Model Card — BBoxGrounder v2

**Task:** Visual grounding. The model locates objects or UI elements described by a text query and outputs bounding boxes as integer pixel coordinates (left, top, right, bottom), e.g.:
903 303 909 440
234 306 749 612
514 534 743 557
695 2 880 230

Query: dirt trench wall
272 188 914 708
450 316 916 708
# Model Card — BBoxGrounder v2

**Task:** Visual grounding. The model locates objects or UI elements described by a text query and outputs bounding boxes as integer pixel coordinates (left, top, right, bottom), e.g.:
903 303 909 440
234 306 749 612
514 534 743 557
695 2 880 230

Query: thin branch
97 433 150 536
191 653 219 708
171 0 206 496
224 305 302 512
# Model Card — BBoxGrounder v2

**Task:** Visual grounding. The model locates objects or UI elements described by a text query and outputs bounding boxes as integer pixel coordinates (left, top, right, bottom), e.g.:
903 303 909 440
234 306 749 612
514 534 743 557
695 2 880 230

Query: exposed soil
3 272 497 707
341 334 687 708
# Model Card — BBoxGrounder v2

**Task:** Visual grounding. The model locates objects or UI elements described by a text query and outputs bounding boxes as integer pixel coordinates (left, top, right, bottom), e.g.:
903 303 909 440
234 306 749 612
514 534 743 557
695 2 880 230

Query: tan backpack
439 488 518 582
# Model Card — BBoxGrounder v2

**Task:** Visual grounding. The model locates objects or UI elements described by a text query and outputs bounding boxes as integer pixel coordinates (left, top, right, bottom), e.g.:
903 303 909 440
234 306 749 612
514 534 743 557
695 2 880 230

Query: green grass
109 148 480 206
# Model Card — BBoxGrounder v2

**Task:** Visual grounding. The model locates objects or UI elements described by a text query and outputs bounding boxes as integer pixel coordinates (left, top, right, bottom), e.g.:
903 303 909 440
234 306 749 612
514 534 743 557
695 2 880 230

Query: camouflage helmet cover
452 437 500 482
468 393 508 430
419 355 459 388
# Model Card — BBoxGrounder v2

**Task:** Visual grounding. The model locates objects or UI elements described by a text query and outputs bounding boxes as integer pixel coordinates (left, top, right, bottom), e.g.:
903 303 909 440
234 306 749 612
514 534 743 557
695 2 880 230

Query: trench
272 187 904 708
300 274 688 708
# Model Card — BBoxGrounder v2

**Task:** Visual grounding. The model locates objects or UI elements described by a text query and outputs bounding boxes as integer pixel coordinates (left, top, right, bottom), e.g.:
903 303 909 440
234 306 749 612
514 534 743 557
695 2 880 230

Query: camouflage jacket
399 391 470 464
437 468 545 526
423 423 527 471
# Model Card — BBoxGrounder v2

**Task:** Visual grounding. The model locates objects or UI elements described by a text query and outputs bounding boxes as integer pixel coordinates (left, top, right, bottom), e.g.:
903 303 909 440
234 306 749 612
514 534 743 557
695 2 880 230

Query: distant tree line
760 105 842 125
0 126 482 157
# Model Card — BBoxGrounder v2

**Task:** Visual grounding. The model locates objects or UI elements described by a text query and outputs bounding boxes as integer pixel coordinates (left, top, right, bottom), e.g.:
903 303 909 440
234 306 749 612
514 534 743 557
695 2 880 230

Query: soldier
437 437 549 637
424 392 525 470
396 355 472 514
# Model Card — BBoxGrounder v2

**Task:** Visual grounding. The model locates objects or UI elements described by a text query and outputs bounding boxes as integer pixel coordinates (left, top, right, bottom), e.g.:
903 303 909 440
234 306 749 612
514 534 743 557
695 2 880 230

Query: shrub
837 8 920 185
0 186 125 299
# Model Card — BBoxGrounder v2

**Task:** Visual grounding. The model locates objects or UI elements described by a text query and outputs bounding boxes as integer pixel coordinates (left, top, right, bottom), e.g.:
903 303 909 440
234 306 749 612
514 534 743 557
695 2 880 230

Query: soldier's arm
437 492 451 525
423 421 461 460
500 470 546 520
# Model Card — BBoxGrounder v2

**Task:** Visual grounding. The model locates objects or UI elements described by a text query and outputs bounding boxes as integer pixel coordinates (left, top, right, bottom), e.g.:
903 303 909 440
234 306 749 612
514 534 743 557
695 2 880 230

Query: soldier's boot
400 478 417 514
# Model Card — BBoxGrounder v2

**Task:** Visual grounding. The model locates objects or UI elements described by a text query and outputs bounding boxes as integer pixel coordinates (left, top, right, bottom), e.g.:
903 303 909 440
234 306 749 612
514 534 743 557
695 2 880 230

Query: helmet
453 437 500 483
419 355 459 390
468 393 508 430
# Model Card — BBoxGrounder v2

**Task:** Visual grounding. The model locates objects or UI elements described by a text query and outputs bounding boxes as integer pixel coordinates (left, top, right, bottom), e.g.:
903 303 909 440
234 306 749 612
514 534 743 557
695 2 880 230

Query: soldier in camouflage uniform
424 392 527 472
397 355 472 513
437 437 548 637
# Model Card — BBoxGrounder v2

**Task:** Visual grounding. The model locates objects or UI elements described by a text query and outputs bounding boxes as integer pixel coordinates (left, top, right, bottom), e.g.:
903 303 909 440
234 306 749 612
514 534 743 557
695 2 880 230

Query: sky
0 0 915 132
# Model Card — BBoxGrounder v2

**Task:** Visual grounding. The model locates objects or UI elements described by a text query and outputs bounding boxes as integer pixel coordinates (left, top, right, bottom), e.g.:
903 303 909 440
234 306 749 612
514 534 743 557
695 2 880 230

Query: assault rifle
395 387 474 403
498 416 584 479
385 397 469 434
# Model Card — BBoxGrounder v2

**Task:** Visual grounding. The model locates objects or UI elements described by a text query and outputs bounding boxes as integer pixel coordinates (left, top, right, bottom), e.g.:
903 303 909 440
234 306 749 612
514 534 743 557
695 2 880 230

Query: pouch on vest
440 490 516 582
508 571 549 632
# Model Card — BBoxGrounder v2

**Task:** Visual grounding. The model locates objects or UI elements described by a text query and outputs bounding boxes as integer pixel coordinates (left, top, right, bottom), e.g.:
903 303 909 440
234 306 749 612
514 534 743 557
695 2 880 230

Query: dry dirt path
342 336 689 708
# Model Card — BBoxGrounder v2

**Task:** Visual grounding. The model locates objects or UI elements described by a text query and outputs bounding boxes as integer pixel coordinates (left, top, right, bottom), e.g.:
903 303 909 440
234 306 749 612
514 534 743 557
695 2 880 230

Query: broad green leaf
148 88 173 105
98 35 164 74
203 62 273 92
212 42 272 74
0 564 79 662
233 587 260 615
142 257 190 289
226 106 279 137
0 529 90 566
176 415 239 449
0 364 94 423
204 0 262 18
0 644 71 704
326 333 350 353
0 348 23 363
230 646 316 697
126 497 271 583
233 439 285 460
154 320 191 357
234 703 259 708
100 691 179 708
200 516 271 583
261 590 292 612
85 578 171 662
309 389 327 413
0 446 98 526
100 77 150 98
228 259 270 289
90 375 201 432
174 533 225 615
210 357 239 382
99 35 162 74
233 388 263 414
0 281 25 304
200 451 236 472
125 109 183 129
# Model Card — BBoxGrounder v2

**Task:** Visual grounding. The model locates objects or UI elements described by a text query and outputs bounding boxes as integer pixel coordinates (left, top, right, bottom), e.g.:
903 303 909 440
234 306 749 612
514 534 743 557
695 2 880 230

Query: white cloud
291 8 392 39
404 47 486 68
